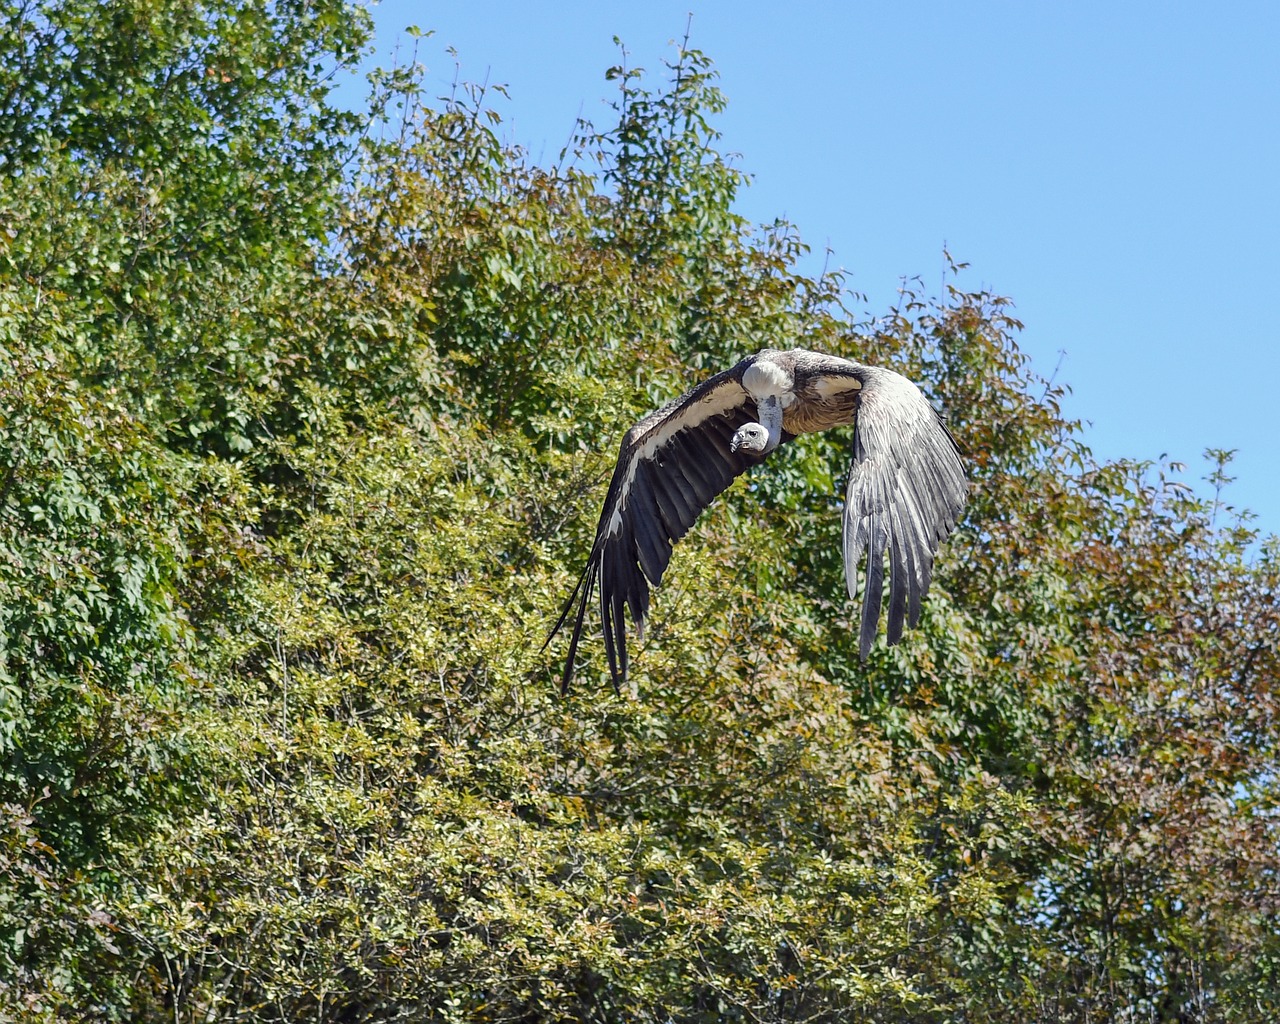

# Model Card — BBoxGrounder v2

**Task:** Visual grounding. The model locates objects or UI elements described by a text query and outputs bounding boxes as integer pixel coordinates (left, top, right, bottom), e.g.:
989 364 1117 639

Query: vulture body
548 347 967 691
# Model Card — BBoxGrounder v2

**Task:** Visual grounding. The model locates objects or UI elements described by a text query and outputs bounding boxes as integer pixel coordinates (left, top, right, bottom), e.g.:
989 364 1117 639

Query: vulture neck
756 394 784 454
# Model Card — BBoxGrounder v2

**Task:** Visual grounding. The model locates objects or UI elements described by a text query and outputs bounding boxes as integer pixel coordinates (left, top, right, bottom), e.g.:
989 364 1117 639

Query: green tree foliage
2 4 1278 1021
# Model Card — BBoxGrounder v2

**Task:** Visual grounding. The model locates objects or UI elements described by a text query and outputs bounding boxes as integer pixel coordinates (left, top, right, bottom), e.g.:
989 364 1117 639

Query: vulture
547 347 967 692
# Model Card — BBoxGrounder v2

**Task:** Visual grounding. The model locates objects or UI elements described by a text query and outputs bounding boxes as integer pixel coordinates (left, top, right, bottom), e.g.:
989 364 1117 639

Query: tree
2 5 1278 1020
1 0 370 1013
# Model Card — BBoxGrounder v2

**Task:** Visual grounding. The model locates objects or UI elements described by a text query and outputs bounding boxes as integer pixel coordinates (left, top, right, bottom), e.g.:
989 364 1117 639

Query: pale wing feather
842 367 966 659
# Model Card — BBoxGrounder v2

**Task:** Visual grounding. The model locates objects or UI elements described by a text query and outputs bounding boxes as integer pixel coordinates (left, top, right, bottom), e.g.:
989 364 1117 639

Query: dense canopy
2 2 1279 1022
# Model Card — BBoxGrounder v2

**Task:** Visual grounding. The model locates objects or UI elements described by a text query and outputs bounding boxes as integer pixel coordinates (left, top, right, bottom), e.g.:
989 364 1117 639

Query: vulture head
730 421 772 454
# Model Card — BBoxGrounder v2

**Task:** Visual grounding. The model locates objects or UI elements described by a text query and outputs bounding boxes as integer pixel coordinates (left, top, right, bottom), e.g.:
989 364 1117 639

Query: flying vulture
547 347 967 692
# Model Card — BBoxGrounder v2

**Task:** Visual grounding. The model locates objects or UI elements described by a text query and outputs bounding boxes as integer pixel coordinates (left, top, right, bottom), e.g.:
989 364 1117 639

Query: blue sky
344 2 1280 535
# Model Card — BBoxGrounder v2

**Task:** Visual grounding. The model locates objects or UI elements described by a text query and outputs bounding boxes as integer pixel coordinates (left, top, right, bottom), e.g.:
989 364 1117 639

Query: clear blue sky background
340 2 1280 536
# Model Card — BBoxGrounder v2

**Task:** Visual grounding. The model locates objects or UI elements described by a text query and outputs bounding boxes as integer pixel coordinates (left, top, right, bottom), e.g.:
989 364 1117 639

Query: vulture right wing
547 357 783 692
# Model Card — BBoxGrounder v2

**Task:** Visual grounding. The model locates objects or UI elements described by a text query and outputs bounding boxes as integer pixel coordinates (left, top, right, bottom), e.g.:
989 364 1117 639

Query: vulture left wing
842 366 967 659
548 359 776 692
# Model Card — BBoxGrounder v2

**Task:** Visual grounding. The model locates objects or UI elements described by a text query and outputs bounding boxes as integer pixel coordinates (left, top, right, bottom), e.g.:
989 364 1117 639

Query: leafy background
2 2 1278 1021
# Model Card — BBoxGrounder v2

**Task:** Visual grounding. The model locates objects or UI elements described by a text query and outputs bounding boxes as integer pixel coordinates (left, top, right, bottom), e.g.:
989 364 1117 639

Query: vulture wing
842 366 967 659
548 357 782 692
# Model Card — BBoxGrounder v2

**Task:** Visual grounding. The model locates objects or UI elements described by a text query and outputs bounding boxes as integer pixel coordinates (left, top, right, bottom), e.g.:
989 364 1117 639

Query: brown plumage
781 377 861 433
